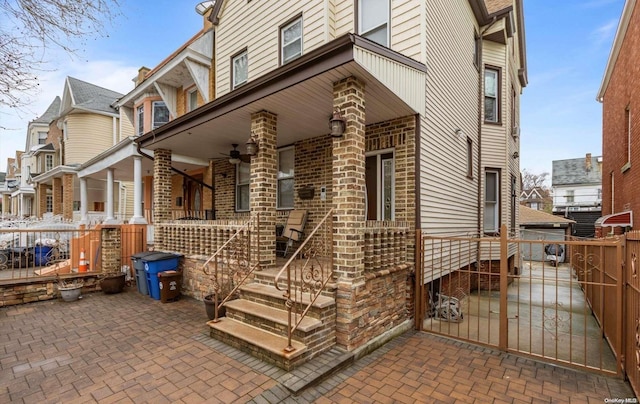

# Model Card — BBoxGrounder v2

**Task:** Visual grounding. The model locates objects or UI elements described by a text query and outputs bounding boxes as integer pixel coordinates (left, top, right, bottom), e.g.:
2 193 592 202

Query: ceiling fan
218 144 249 164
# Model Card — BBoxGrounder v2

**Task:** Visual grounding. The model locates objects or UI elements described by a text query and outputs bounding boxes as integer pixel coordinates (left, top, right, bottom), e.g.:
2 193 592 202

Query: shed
519 206 575 261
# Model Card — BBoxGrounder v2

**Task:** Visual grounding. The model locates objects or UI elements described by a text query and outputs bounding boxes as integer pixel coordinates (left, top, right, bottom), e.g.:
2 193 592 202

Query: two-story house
30 77 128 223
76 7 216 229
7 97 62 219
551 153 603 237
597 0 637 234
128 0 526 369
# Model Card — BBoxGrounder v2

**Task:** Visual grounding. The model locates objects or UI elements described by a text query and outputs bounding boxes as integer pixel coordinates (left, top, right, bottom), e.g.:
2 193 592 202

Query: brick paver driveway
1 289 636 403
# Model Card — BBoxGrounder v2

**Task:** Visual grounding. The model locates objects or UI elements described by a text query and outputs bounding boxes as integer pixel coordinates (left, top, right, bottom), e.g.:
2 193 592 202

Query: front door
366 151 394 220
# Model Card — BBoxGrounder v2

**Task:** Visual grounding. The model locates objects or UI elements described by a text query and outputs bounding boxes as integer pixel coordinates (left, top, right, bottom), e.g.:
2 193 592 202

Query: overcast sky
0 0 626 179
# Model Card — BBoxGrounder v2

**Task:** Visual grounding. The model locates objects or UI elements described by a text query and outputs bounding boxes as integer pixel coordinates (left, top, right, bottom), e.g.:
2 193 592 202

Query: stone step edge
207 318 307 360
240 283 334 309
225 299 323 333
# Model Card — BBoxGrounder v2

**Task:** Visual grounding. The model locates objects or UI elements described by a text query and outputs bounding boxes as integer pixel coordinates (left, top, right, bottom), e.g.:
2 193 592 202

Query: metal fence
417 225 625 377
0 228 102 282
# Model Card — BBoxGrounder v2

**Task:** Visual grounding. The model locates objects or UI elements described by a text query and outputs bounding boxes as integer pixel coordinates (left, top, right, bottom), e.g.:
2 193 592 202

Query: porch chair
276 210 308 257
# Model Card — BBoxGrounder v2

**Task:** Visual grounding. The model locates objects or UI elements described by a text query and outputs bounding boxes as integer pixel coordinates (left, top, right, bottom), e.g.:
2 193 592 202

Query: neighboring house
7 97 61 218
519 205 574 262
77 9 216 228
597 0 638 234
131 0 526 369
0 171 5 215
551 154 603 237
520 186 551 211
30 77 130 223
1 156 22 216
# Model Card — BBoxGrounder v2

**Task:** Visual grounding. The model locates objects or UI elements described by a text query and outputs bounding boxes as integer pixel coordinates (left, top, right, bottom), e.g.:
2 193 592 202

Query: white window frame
358 0 390 47
484 169 500 233
187 88 198 112
38 131 47 145
46 195 53 213
152 101 169 129
232 50 248 89
366 148 395 221
565 190 574 203
45 154 53 172
136 105 144 136
281 17 303 65
623 105 631 172
277 147 295 209
236 162 250 212
484 67 500 123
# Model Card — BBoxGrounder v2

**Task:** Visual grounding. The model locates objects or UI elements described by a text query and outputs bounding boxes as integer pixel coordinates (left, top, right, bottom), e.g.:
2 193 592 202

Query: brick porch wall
153 149 172 248
52 177 62 215
38 184 48 218
62 173 74 220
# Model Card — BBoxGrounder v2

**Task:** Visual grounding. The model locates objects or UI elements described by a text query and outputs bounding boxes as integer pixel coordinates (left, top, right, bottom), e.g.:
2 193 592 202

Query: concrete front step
239 283 334 313
225 299 322 333
208 317 307 370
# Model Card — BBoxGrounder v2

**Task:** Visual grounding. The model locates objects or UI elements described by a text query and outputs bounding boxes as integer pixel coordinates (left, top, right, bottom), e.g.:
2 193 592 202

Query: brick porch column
332 76 367 350
52 177 62 215
62 174 74 220
37 184 48 217
250 110 277 269
153 149 172 249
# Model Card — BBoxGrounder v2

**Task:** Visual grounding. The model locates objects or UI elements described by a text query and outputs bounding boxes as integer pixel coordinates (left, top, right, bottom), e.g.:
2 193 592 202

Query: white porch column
79 177 88 225
129 156 147 224
104 168 117 224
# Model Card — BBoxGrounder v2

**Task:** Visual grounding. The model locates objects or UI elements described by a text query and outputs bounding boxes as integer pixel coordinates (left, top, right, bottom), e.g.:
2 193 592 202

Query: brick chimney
135 67 150 87
585 153 592 172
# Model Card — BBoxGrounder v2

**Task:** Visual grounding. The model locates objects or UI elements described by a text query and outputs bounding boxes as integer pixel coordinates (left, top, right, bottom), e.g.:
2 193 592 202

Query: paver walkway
1 289 635 403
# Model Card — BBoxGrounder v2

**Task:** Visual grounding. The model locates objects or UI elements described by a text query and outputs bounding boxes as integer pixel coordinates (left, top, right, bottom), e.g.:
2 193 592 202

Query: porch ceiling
137 34 422 161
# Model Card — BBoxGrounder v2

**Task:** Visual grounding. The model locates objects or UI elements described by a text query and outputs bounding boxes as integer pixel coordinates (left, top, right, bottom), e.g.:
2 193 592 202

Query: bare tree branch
0 0 121 108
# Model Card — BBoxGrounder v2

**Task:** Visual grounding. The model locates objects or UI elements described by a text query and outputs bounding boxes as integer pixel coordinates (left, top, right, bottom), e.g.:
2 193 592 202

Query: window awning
595 211 633 228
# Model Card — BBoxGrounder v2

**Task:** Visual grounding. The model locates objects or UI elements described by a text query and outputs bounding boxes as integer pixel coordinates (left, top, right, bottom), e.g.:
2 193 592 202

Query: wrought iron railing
202 214 260 322
274 209 333 352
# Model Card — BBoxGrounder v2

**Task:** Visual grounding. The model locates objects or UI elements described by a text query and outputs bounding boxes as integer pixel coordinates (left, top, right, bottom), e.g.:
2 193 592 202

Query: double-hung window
281 17 302 64
484 67 500 123
187 89 198 112
236 162 250 212
358 0 389 47
484 170 500 233
38 131 47 145
152 101 169 129
45 155 53 172
277 148 295 209
565 190 574 203
136 105 144 136
232 49 248 89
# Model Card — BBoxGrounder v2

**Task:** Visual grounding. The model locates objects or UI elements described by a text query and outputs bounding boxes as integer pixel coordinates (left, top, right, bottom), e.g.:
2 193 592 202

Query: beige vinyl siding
333 0 353 38
119 181 135 218
420 0 479 236
64 114 116 166
215 1 326 97
391 0 423 61
119 108 135 140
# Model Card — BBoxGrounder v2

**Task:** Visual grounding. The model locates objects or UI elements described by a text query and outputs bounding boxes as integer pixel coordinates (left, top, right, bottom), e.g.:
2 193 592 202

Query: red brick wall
602 4 640 230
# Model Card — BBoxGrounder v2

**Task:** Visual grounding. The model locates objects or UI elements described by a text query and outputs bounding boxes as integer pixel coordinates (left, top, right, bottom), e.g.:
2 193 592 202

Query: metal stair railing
274 209 333 352
202 214 260 322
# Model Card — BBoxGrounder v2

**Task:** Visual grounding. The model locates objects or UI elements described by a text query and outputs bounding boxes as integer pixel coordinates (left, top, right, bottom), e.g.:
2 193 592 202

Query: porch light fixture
454 128 464 138
512 151 520 159
329 108 346 138
229 144 241 165
246 134 259 156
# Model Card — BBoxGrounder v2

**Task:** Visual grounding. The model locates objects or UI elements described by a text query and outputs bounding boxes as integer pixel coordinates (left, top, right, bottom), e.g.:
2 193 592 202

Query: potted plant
58 279 83 302
99 271 126 294
203 292 226 320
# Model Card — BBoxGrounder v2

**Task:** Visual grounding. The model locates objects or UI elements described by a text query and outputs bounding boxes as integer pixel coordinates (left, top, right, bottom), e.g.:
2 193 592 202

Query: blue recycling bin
34 246 53 266
142 252 181 300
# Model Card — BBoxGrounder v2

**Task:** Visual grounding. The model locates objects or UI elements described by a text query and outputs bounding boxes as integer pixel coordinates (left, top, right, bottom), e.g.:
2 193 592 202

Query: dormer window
187 89 198 112
358 0 389 47
232 49 248 89
152 101 169 129
281 17 302 65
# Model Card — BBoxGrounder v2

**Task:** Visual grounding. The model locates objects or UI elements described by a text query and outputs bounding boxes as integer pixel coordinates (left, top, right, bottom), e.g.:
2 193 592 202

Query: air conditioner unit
512 125 520 138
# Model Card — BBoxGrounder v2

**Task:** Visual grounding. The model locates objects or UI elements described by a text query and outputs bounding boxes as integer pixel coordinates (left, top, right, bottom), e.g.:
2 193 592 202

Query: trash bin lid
131 251 159 260
140 252 182 262
158 270 179 277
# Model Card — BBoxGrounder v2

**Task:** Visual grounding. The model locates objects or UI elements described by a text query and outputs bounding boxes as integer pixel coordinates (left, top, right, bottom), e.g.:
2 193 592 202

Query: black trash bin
158 270 182 303
131 251 158 295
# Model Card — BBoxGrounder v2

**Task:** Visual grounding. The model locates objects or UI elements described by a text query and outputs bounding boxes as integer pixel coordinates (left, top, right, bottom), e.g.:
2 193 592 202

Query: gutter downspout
135 142 216 219
477 16 498 265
